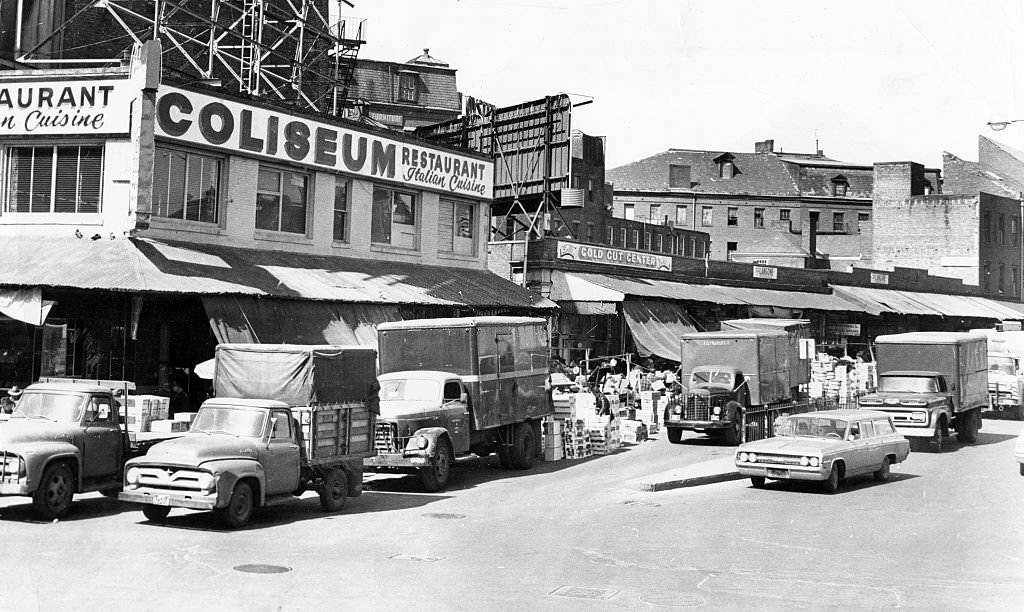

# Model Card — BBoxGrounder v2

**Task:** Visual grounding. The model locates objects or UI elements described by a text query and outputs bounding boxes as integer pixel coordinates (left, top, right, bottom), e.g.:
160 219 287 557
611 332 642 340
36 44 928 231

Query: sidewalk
626 455 744 492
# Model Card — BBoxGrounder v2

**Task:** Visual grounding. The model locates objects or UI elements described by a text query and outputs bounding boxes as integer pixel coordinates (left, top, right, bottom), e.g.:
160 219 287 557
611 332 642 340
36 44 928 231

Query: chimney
802 211 819 267
873 161 926 200
754 139 775 154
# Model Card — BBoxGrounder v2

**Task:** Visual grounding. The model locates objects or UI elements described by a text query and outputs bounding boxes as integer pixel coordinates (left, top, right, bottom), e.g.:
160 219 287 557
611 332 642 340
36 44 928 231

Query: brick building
607 139 941 271
349 49 462 131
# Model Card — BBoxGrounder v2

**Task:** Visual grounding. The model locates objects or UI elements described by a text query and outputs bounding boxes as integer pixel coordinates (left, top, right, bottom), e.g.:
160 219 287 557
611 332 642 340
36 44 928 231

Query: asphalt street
2 418 1023 611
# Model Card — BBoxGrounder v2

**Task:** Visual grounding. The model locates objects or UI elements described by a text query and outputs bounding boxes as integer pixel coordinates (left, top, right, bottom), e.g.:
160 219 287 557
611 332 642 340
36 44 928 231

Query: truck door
495 331 516 419
442 380 471 453
262 410 301 495
82 395 122 479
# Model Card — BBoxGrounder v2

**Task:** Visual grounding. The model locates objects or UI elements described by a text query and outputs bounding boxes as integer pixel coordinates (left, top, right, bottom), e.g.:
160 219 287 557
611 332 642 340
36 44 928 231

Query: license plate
151 494 171 506
767 468 789 478
710 415 720 421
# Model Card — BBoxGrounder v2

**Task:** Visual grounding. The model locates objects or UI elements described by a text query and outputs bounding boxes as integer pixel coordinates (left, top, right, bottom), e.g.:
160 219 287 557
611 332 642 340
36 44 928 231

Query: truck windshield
775 415 849 439
692 370 733 386
878 376 938 393
191 406 266 437
989 357 1016 376
379 379 440 401
12 392 85 423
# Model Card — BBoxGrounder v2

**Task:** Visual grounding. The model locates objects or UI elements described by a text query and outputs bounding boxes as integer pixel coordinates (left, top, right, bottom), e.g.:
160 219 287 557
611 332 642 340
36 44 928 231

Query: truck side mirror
459 392 468 404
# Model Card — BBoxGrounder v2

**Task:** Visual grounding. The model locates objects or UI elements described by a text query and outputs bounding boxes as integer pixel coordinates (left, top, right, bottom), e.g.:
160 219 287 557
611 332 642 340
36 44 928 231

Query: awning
203 296 402 351
550 271 862 312
622 299 698 361
831 285 1024 320
0 288 55 326
2 236 554 310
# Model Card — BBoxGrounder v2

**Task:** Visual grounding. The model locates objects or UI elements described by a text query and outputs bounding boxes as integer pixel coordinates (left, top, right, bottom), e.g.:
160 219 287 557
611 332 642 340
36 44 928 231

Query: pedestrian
169 377 191 418
1 385 22 414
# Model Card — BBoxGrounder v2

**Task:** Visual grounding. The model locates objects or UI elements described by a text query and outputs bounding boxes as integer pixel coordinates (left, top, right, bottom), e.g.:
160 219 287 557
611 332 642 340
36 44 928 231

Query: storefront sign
870 272 889 285
827 323 862 337
0 78 134 136
753 265 778 280
555 242 672 271
155 87 493 199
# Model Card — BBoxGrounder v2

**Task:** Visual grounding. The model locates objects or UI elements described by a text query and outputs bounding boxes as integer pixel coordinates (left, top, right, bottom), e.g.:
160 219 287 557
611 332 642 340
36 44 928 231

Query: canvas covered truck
857 332 988 452
665 329 810 445
119 344 378 528
366 317 552 492
0 379 182 519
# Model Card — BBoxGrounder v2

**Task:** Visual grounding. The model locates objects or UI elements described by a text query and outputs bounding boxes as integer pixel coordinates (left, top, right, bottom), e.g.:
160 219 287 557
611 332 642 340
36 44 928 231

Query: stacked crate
620 419 648 444
124 395 169 432
586 416 621 454
541 418 564 461
562 419 592 459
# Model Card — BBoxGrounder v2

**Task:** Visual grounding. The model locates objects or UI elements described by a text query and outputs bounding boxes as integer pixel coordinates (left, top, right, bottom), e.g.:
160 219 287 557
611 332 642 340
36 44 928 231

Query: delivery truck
119 344 378 528
0 378 183 519
366 317 553 492
970 328 1024 420
665 329 810 445
858 332 987 452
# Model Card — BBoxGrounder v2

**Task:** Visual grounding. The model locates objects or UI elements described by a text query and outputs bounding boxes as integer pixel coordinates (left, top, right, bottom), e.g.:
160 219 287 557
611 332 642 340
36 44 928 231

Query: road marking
548 585 618 600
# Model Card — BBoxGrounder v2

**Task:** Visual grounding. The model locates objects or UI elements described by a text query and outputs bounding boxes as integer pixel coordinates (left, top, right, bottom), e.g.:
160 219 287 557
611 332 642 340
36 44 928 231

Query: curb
627 468 745 492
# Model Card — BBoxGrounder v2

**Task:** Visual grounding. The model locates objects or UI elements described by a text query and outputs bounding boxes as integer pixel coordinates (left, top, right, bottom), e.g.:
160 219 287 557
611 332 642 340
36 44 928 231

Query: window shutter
54 146 80 213
77 146 103 213
7 147 33 212
438 199 454 251
30 146 53 213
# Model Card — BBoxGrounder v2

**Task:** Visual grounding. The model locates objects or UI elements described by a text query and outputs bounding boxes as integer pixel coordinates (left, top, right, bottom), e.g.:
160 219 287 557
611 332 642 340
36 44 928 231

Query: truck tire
666 427 683 444
931 423 944 453
33 463 74 520
420 438 454 492
510 421 537 470
318 468 348 512
142 505 171 522
721 402 743 446
956 410 980 444
220 481 254 528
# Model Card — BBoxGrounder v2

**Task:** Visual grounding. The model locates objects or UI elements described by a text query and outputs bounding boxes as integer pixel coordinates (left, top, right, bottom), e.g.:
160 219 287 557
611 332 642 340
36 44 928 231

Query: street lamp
988 119 1024 131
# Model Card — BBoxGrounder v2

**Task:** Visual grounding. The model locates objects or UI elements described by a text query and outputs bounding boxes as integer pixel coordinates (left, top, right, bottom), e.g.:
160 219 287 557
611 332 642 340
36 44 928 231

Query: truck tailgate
292 402 376 465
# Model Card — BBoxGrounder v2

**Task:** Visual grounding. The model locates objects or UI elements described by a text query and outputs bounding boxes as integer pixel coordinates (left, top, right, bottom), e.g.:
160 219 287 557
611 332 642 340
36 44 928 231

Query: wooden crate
291 402 376 465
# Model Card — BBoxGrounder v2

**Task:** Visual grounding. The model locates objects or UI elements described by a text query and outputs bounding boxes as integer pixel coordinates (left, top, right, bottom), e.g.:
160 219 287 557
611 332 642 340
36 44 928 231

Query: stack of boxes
620 419 648 444
636 390 661 434
541 418 564 461
586 416 621 454
561 419 592 460
124 395 169 432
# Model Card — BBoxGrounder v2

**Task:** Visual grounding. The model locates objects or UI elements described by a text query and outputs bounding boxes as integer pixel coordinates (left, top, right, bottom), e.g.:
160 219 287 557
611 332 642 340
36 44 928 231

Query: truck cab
986 352 1024 420
0 382 126 519
858 371 954 450
664 366 749 445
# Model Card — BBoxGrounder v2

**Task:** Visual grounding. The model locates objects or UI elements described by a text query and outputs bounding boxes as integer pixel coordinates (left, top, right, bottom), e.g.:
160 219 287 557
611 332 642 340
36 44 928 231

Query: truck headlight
809 457 820 467
911 412 928 423
407 435 429 450
197 473 215 492
126 467 141 485
712 406 721 416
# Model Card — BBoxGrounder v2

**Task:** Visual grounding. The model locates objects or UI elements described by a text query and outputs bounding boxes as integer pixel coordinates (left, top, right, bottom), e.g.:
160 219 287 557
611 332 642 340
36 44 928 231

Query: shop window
152 145 221 223
333 178 349 242
779 208 791 221
440 198 476 255
727 207 738 226
754 208 764 228
701 206 713 226
398 72 418 103
5 144 103 213
675 205 688 226
372 186 418 249
256 166 308 234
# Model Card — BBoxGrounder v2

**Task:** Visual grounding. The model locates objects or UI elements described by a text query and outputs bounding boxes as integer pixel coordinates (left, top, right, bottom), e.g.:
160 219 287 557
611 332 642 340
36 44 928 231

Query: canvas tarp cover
203 296 401 352
214 344 378 407
622 299 698 361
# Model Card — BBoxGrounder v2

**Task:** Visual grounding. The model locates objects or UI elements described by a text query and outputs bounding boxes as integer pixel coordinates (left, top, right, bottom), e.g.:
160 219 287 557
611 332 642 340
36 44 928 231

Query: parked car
734 409 910 493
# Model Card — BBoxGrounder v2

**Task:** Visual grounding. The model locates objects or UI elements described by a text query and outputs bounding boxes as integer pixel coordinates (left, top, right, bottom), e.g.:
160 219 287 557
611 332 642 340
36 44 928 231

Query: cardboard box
149 419 189 433
543 446 564 462
173 411 198 424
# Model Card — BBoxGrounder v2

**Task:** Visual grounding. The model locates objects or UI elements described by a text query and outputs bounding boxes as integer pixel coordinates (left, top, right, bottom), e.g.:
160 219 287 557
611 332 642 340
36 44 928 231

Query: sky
349 0 1024 170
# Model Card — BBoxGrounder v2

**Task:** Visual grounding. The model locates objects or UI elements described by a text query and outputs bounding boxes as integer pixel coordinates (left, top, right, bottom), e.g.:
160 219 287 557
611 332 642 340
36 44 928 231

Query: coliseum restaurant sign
155 87 493 199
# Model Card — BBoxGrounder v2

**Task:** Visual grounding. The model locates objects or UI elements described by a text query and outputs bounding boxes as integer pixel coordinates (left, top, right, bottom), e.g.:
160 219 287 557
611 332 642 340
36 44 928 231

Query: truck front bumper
664 419 731 432
364 452 432 469
119 488 218 511
894 425 937 438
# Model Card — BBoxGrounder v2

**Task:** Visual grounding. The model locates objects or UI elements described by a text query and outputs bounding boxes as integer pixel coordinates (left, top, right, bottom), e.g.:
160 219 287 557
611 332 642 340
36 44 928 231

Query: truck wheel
33 463 74 520
420 438 454 492
873 456 892 482
957 410 980 444
721 402 743 446
318 468 348 512
822 464 841 493
510 422 537 470
931 424 944 453
666 428 683 444
220 481 254 528
142 505 171 522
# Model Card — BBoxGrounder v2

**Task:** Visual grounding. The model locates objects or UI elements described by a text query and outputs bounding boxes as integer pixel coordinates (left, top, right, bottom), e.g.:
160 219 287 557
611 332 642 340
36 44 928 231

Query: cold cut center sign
557 241 673 271
0 78 134 135
155 87 493 199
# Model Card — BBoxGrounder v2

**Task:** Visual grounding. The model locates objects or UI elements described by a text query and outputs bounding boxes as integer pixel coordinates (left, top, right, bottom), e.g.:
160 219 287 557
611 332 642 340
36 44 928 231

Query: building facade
349 49 463 132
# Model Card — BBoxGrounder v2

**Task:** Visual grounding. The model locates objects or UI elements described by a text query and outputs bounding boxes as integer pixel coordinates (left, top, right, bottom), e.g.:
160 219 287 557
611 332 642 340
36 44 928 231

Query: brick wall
873 162 925 200
978 192 1023 298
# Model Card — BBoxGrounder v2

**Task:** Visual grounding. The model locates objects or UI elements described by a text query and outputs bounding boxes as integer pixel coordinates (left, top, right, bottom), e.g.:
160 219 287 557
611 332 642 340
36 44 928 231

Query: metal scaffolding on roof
14 0 366 116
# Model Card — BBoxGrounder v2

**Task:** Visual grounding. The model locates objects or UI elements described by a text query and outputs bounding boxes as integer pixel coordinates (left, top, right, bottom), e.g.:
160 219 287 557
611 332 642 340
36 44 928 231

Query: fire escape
13 0 366 117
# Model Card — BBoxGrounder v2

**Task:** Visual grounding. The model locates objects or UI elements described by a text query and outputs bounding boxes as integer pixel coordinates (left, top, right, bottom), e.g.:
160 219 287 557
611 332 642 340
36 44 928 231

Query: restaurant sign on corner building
557 241 673 272
154 86 494 199
0 78 135 136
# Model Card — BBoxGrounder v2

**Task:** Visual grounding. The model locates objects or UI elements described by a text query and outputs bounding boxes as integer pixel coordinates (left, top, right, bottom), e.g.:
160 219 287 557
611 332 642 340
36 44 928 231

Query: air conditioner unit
559 188 585 207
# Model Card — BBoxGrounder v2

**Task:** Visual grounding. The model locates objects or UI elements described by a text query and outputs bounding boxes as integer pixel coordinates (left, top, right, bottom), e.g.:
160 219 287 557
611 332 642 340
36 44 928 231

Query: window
271 411 292 440
983 261 991 292
440 198 476 255
655 234 663 252
398 72 418 102
999 263 1006 294
831 175 849 197
586 222 595 242
1014 267 1019 297
983 213 991 243
779 209 791 221
586 179 594 201
727 207 738 226
675 205 688 226
256 167 308 234
726 241 738 260
572 221 580 238
624 203 635 221
606 226 614 245
6 144 103 213
923 180 933 195
720 160 734 179
649 204 661 224
620 228 627 246
372 186 418 248
833 212 845 232
632 229 640 248
874 419 895 435
152 145 220 223
332 178 349 242
858 212 870 222
998 214 1006 245
754 207 764 228
701 206 713 226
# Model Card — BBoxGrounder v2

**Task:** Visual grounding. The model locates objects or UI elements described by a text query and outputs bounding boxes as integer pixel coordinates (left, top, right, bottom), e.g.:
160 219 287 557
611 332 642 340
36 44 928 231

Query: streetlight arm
988 119 1024 131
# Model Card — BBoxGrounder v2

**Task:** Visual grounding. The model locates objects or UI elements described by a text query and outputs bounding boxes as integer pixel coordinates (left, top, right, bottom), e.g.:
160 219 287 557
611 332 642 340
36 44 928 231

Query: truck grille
375 422 402 454
135 467 207 492
681 394 711 420
0 452 22 483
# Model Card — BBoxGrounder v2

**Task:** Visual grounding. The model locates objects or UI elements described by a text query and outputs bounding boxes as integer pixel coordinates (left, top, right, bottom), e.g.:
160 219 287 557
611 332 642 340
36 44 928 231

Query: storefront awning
2 236 554 310
202 296 402 351
622 299 698 361
0 288 55 326
831 285 1024 320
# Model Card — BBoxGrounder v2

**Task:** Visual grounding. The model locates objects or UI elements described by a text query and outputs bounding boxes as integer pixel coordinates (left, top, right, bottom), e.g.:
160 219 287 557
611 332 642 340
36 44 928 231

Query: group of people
551 355 683 416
